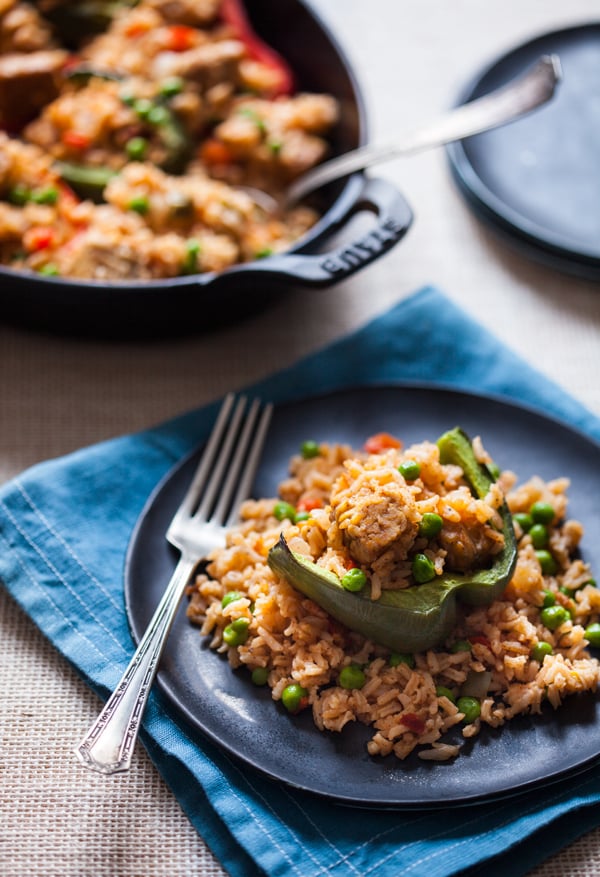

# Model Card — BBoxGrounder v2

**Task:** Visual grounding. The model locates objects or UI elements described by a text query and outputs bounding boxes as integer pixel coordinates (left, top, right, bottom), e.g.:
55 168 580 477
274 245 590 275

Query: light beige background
2 2 600 875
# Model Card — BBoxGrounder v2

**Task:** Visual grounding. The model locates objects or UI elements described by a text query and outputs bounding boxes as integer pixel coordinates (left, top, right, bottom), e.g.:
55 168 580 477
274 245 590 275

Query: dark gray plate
447 23 600 280
125 385 600 807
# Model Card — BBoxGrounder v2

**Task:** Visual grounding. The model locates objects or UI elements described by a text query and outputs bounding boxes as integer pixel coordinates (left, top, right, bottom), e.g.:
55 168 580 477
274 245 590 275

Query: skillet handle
221 177 413 287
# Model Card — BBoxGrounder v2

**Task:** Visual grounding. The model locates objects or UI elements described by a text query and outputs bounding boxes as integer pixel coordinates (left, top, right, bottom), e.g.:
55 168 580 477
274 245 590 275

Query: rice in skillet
0 0 338 279
186 434 600 761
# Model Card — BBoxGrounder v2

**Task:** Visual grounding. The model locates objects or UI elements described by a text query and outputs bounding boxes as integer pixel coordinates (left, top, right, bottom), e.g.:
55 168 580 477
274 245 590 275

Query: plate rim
124 382 600 808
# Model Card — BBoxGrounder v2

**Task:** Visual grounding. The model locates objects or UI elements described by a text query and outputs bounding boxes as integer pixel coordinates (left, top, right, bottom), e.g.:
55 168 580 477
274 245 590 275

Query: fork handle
75 554 197 774
285 54 561 206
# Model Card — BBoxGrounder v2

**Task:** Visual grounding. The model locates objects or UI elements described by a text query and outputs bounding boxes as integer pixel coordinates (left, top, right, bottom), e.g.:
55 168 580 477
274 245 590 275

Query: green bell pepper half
267 427 517 652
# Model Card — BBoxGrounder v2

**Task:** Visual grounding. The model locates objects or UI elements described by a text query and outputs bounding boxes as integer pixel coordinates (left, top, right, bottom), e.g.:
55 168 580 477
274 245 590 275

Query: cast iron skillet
0 0 413 337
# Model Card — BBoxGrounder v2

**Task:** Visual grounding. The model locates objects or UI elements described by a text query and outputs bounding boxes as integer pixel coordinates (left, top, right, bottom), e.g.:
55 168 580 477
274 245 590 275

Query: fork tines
188 394 273 528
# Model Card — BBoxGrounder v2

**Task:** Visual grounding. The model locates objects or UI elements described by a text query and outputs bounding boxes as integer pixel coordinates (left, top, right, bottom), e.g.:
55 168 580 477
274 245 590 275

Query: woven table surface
2 1 600 875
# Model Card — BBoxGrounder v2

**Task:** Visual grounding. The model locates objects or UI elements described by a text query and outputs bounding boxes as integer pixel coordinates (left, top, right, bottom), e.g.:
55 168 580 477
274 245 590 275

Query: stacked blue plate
447 23 600 280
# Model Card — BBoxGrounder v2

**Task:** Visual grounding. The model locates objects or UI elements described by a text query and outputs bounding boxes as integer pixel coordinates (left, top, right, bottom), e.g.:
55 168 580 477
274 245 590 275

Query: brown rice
187 432 600 762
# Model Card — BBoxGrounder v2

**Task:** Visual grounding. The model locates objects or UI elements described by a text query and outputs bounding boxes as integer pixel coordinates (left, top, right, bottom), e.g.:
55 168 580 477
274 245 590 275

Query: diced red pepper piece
220 0 295 96
468 635 492 649
364 432 403 454
199 138 234 165
62 130 91 150
124 21 151 38
24 227 54 252
296 496 324 513
400 713 426 735
166 24 197 52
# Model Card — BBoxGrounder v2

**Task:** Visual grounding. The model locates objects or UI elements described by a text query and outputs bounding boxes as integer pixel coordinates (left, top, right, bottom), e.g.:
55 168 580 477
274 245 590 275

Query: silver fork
75 393 273 774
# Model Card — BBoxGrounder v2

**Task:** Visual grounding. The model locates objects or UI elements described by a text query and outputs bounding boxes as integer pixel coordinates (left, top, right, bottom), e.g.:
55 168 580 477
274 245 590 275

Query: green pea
255 247 273 259
451 639 472 653
281 682 308 713
585 623 600 648
536 550 558 576
456 696 481 723
119 91 137 106
540 605 569 630
269 140 282 154
126 136 148 160
435 685 456 703
251 666 269 686
133 97 154 119
128 195 150 214
412 553 435 584
389 652 415 668
300 440 320 459
8 184 30 206
182 238 201 274
222 617 250 646
148 104 170 126
529 523 549 549
339 664 366 690
541 590 556 608
530 501 555 525
399 460 421 481
294 511 310 523
221 591 244 609
418 512 443 540
531 641 553 663
341 568 367 593
513 512 534 533
30 186 58 205
159 76 184 97
38 263 60 276
273 501 296 522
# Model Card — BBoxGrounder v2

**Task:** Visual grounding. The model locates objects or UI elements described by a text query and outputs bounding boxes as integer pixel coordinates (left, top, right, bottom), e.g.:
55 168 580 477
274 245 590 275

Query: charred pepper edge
436 427 517 605
55 162 117 202
266 427 517 652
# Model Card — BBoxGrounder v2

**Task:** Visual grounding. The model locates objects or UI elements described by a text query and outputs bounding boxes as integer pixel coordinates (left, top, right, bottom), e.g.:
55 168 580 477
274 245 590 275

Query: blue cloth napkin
2 285 600 877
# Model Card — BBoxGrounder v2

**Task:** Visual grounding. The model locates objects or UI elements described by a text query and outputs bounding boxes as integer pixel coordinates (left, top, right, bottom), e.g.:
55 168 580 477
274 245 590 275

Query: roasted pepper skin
56 162 116 202
436 427 517 606
267 428 517 652
268 536 461 652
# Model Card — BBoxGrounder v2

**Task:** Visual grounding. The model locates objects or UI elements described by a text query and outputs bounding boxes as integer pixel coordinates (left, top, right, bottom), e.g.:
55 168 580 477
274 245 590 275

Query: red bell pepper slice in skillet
220 0 295 96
